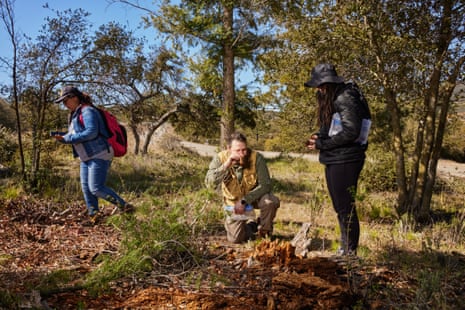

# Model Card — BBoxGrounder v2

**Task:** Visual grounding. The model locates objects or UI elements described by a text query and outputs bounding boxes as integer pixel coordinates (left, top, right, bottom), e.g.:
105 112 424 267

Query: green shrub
0 99 16 130
360 144 398 192
85 203 195 292
0 126 18 165
441 114 465 163
0 290 18 309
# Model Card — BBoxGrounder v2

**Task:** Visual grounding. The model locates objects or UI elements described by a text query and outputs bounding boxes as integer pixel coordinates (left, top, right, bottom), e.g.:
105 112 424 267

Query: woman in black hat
304 63 371 256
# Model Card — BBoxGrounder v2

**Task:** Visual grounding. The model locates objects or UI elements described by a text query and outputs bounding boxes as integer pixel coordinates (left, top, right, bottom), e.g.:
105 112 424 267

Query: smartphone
50 131 66 137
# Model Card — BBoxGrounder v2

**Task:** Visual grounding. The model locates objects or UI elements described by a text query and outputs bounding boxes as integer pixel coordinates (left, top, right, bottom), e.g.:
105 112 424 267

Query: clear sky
0 0 155 84
0 0 257 91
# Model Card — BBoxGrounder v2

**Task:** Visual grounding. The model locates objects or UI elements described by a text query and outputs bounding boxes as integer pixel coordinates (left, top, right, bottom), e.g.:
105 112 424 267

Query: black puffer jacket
315 83 371 165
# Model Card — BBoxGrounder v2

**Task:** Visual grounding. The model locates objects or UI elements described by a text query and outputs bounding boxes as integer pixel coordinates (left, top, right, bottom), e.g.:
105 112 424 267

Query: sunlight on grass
3 137 465 307
0 186 22 200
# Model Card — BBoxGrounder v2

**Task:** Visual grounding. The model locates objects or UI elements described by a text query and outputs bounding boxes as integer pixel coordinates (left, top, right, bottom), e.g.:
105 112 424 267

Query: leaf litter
0 196 455 309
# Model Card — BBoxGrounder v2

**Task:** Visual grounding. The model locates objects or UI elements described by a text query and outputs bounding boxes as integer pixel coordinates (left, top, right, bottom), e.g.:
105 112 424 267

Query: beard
238 150 251 169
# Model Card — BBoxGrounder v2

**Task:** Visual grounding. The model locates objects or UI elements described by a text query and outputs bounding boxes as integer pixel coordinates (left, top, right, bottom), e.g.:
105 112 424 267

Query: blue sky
0 0 154 84
0 0 257 91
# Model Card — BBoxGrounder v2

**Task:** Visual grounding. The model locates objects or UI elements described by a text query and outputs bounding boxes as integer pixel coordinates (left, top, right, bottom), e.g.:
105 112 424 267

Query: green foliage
21 163 81 200
83 146 221 294
360 144 398 192
415 269 446 308
150 0 273 143
263 100 316 153
90 22 185 155
441 113 465 163
0 185 22 200
0 126 18 165
450 210 465 243
15 8 94 189
36 269 82 292
0 99 16 130
172 93 220 142
0 290 18 309
109 149 210 197
85 199 201 293
259 0 465 222
361 199 396 222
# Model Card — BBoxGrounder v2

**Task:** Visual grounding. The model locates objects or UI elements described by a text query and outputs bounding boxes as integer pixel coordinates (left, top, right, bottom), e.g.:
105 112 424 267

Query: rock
290 222 313 257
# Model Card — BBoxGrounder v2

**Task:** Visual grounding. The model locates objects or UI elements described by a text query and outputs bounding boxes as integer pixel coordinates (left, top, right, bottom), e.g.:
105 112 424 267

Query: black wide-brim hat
304 63 345 88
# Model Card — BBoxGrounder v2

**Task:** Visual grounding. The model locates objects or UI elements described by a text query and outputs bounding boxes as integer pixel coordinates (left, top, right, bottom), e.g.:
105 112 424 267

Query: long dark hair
317 83 342 127
80 92 93 105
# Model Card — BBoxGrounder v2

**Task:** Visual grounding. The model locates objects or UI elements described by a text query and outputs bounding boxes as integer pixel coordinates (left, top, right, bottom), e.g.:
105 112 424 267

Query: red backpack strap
77 104 92 126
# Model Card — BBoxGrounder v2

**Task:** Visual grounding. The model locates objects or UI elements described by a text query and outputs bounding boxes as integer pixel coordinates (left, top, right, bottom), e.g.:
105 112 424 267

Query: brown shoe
257 229 271 239
83 213 101 226
121 203 135 213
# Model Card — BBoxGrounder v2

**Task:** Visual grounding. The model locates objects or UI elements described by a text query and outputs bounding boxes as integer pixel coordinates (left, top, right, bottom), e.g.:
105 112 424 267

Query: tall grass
83 143 225 293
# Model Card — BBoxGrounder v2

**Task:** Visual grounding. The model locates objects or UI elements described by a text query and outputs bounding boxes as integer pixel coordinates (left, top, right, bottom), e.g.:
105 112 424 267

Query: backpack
347 82 371 119
346 82 372 147
79 105 128 157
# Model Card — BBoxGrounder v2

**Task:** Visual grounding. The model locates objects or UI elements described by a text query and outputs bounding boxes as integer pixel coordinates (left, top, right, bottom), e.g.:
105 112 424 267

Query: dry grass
3 133 465 307
266 155 465 307
268 155 465 256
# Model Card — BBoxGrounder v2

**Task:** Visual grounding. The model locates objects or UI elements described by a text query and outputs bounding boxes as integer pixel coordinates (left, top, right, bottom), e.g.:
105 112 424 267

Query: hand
306 134 318 150
53 135 64 141
233 200 245 214
224 155 241 169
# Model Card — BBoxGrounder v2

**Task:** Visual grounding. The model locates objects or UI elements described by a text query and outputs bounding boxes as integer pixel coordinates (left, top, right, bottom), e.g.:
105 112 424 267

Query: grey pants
225 193 280 243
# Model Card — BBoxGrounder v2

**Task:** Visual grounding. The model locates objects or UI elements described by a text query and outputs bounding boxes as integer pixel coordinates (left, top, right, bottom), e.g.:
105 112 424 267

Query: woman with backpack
53 85 134 225
304 64 371 256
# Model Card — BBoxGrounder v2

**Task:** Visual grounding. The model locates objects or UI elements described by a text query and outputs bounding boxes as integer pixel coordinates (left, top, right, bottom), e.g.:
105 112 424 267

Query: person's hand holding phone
50 131 66 141
306 134 318 150
233 199 246 214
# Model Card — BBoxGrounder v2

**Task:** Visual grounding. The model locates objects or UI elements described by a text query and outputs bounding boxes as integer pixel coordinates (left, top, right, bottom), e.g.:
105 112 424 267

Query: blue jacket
61 105 110 158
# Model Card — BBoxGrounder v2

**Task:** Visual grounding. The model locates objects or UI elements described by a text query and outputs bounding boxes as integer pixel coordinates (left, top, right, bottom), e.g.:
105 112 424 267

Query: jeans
325 160 364 253
80 158 126 215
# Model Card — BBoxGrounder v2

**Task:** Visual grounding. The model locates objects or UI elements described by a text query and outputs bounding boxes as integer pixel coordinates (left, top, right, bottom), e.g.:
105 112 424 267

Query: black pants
325 160 364 253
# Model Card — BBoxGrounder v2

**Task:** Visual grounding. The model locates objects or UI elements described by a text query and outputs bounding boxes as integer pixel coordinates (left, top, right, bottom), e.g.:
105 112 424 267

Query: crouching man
205 132 280 243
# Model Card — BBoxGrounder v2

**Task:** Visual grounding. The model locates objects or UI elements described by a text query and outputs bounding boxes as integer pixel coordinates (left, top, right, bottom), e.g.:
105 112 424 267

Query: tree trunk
130 124 140 155
220 4 235 149
30 96 46 187
422 57 465 217
2 0 27 177
410 0 453 222
367 24 409 215
384 87 409 214
142 107 179 154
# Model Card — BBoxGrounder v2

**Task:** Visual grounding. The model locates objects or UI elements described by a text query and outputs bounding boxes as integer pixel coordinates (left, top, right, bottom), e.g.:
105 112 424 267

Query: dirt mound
0 197 383 309
45 240 356 309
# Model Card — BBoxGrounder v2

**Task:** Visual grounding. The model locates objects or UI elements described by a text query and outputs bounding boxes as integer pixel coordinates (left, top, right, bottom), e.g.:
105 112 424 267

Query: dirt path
181 141 465 179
